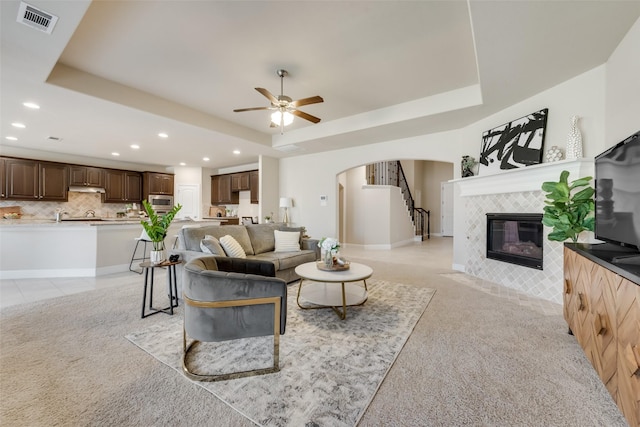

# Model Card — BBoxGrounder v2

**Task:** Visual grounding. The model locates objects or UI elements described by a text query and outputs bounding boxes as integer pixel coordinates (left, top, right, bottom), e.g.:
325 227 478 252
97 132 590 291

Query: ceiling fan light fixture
271 110 294 126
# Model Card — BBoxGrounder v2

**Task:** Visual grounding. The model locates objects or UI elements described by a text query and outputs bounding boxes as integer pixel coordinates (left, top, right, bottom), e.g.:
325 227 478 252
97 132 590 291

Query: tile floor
0 236 561 316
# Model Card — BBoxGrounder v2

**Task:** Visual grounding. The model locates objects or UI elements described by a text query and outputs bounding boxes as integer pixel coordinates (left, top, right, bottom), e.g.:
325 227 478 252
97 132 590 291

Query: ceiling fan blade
291 109 321 124
290 96 324 108
233 106 271 112
255 87 278 104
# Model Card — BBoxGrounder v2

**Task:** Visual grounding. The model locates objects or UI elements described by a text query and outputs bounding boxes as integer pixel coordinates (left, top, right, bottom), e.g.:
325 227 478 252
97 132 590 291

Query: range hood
68 185 106 194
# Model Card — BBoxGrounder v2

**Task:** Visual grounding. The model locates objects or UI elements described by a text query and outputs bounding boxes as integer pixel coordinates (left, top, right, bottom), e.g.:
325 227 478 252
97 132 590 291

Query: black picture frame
479 108 548 175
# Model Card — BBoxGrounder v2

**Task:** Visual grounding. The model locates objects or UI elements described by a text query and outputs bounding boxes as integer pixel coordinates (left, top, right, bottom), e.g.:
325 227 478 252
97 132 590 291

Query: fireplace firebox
486 213 543 270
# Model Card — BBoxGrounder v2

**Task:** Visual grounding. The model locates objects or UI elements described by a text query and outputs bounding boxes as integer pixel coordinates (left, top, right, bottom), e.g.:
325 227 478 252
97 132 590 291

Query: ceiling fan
233 69 323 131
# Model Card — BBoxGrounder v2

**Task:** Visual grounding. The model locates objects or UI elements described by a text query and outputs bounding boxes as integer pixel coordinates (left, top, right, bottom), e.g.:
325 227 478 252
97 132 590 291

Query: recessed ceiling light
23 102 40 109
233 150 241 155
5 136 18 141
11 122 26 128
179 162 186 166
111 152 120 156
158 132 168 138
130 144 140 149
203 157 210 161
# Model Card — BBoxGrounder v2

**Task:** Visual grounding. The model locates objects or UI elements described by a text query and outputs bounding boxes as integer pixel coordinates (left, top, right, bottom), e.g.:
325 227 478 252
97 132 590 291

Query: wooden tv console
564 243 640 427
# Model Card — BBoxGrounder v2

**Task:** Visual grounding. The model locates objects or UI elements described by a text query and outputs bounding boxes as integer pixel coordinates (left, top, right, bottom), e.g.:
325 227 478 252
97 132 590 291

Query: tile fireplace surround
453 158 593 304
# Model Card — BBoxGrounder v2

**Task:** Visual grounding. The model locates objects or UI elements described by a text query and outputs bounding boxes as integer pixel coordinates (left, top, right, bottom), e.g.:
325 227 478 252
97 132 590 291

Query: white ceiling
1 1 639 171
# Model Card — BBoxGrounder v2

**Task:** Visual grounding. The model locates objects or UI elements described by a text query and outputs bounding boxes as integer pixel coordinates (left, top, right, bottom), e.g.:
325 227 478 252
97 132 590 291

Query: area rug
126 279 435 427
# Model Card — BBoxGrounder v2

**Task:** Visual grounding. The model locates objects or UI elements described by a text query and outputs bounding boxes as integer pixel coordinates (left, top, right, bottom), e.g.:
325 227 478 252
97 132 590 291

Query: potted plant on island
541 170 595 243
141 200 182 264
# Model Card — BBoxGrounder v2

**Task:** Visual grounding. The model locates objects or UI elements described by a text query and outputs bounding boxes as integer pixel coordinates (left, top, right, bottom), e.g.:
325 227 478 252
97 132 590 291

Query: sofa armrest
302 238 321 260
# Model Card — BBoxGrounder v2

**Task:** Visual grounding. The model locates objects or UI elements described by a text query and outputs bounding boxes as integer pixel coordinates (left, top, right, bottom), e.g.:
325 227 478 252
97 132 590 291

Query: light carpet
126 279 435 427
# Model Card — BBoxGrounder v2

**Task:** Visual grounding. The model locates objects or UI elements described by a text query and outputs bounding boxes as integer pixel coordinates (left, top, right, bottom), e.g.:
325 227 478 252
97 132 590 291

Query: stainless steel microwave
148 194 174 213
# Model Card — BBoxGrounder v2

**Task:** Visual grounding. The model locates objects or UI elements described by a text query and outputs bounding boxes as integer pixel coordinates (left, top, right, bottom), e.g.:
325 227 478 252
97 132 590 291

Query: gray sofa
170 223 320 286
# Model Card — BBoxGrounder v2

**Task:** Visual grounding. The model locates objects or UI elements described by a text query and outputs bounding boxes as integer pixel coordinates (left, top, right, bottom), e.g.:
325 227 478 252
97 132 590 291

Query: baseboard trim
0 268 96 280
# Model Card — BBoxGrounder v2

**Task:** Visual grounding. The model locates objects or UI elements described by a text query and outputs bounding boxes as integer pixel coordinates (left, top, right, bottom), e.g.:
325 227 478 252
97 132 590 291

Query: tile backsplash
0 192 133 219
464 190 565 305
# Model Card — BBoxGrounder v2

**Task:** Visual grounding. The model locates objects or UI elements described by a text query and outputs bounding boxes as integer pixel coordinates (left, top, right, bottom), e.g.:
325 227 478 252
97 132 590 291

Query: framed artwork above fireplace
479 108 548 175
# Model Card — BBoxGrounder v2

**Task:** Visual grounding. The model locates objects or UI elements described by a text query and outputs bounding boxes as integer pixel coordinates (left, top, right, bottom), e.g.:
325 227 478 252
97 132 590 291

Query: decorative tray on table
316 260 351 271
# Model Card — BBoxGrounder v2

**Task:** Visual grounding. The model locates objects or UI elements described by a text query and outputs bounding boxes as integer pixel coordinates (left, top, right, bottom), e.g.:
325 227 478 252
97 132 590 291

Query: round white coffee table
295 261 373 320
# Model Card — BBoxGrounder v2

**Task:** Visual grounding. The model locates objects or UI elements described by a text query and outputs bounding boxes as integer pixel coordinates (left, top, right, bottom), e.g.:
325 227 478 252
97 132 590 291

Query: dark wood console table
564 243 639 426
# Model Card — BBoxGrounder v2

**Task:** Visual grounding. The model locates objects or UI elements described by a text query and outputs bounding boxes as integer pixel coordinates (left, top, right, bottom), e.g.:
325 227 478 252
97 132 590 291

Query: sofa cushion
274 230 302 252
245 223 279 254
182 225 254 255
252 250 316 271
200 235 226 256
219 235 247 258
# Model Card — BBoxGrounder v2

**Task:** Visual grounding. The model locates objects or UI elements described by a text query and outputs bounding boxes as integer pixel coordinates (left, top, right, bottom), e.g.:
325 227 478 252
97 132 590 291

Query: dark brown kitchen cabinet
211 174 237 204
231 172 250 192
104 169 142 203
143 172 174 198
4 158 68 201
250 170 259 204
69 166 104 187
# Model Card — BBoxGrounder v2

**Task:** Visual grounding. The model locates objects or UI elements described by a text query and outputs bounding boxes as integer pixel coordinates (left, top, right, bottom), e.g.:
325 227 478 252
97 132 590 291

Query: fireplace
486 213 543 270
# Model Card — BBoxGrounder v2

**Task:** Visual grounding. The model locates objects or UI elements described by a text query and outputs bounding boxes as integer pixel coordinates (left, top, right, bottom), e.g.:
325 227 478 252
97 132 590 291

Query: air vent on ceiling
47 136 62 142
17 2 58 34
274 144 302 153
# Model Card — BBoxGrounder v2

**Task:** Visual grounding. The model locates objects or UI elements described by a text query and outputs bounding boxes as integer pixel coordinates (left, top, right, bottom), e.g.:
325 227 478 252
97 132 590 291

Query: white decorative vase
566 115 583 159
150 250 165 265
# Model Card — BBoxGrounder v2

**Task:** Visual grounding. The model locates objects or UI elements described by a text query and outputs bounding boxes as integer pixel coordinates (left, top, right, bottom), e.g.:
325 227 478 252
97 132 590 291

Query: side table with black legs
140 260 181 318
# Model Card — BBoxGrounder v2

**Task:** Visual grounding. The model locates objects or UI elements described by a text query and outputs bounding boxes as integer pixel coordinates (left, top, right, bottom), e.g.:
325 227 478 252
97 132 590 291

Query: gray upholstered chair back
183 256 287 342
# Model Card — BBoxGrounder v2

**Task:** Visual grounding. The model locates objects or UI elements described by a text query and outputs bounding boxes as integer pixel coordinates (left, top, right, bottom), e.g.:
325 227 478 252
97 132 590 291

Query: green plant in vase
541 170 594 243
141 200 182 263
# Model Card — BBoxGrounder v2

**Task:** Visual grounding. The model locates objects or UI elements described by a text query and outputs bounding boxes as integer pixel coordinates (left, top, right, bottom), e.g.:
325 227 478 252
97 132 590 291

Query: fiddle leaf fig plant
541 170 595 243
141 200 182 251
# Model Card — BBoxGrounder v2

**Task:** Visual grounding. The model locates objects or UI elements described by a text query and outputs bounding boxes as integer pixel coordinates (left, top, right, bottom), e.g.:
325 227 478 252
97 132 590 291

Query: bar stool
129 229 152 274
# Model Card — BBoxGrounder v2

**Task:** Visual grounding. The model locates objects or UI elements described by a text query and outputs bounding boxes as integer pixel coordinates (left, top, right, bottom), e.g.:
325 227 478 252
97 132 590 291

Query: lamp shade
279 197 292 208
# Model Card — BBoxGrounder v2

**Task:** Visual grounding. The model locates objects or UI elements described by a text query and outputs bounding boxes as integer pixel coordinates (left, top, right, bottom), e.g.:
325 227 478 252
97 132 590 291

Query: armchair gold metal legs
182 295 282 382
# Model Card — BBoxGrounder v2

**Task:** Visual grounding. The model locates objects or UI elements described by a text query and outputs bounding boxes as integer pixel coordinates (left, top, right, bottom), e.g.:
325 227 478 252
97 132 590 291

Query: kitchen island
0 218 225 279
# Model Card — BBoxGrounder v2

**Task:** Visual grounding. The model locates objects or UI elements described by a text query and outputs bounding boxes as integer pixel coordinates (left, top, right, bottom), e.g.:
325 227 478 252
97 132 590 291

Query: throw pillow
200 235 226 256
219 235 247 258
279 226 304 245
274 230 302 253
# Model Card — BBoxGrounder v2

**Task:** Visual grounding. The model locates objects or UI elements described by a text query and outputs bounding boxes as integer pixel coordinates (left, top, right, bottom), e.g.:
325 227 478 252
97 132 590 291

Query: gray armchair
181 256 287 382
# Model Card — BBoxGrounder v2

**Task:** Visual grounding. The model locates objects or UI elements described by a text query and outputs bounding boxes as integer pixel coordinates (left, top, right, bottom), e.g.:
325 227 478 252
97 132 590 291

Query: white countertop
0 218 225 227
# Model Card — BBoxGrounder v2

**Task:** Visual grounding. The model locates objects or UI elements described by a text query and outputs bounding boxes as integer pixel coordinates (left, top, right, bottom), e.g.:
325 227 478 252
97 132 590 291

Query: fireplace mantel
451 158 594 197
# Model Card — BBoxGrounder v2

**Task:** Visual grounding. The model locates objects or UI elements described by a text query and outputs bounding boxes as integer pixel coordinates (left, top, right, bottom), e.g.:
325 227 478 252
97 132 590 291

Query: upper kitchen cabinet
250 170 259 204
231 172 250 192
211 174 238 204
104 169 142 203
143 172 174 198
69 165 104 187
4 157 68 201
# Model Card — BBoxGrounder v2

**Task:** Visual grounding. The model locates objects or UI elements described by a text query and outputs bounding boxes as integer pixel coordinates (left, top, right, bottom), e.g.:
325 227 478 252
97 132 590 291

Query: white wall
280 130 462 240
605 17 640 146
261 155 280 223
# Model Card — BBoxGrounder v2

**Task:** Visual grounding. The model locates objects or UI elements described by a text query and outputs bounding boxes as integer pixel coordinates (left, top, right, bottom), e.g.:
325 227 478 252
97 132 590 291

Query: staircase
365 161 430 240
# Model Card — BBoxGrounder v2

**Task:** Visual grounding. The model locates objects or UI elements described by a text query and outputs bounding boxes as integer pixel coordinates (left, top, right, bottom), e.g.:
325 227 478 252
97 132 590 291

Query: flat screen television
594 130 640 261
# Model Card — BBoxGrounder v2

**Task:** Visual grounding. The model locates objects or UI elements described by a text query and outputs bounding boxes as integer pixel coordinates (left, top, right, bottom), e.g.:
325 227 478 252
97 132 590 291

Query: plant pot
150 250 165 265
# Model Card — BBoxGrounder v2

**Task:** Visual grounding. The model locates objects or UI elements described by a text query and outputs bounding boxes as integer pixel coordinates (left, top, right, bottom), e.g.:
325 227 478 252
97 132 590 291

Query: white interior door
176 184 199 219
441 182 454 236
